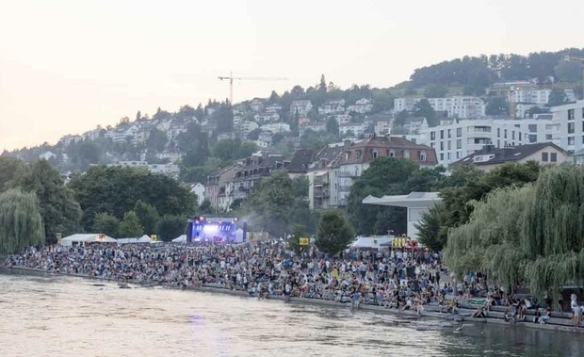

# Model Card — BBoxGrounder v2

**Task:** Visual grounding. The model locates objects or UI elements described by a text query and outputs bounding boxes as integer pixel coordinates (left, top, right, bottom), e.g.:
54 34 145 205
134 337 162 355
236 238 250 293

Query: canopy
60 233 116 246
350 236 392 249
172 234 187 243
117 235 152 244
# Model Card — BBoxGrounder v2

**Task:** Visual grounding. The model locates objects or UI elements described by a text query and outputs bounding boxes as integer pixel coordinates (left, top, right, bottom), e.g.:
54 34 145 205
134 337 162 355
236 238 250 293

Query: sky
1 0 583 151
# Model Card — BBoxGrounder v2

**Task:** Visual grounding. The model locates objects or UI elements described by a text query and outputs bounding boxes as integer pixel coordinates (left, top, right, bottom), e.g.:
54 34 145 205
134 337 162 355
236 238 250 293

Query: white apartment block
339 123 366 137
419 118 552 166
509 88 576 106
394 96 486 118
551 100 584 153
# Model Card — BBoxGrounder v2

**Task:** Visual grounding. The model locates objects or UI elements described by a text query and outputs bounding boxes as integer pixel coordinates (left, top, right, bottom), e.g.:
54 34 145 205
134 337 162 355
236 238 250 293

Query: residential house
255 140 269 148
550 100 584 152
330 134 437 207
232 153 289 201
264 104 283 113
190 182 206 206
254 112 280 123
286 148 315 178
318 99 346 115
60 134 83 146
39 151 56 161
335 113 351 125
106 161 180 179
217 132 237 141
347 98 373 114
250 98 265 112
339 123 367 137
241 121 259 136
205 164 240 210
374 121 391 135
290 100 313 116
452 142 569 172
260 122 290 133
299 121 326 134
307 144 345 210
508 88 575 106
403 117 429 134
83 129 102 141
258 131 273 145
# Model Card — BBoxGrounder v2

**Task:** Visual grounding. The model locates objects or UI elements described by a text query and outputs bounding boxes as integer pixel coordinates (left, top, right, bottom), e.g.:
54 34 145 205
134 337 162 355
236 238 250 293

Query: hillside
3 47 583 181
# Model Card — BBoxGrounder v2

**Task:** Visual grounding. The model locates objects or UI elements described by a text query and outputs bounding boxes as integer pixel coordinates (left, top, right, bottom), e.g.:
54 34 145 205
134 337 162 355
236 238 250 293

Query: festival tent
350 236 392 249
117 235 152 244
172 234 187 243
60 233 116 246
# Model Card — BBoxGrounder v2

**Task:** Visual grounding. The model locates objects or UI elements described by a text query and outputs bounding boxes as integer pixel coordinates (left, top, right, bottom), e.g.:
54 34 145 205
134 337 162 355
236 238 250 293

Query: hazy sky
1 0 582 151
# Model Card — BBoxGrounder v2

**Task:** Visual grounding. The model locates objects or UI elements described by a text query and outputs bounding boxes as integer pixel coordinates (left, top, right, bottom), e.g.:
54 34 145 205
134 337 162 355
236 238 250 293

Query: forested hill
401 47 584 96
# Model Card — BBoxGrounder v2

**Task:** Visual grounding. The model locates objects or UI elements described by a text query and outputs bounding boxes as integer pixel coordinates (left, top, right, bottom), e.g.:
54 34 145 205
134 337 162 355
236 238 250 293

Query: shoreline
2 266 583 334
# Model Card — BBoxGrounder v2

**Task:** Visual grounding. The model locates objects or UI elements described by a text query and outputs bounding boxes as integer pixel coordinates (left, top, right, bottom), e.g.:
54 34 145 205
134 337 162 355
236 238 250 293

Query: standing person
352 290 361 310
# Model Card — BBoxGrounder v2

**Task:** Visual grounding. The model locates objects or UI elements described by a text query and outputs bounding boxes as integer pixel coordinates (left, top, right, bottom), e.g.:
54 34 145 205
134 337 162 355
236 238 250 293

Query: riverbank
2 266 583 334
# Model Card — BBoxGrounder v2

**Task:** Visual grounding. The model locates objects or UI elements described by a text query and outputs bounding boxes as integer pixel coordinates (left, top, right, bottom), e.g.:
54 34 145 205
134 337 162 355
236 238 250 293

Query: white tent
60 233 116 246
172 234 187 243
117 235 152 244
350 236 392 249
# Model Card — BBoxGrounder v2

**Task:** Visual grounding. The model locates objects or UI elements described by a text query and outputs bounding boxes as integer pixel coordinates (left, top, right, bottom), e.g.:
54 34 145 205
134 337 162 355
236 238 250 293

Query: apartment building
394 96 486 118
550 100 584 152
419 118 553 166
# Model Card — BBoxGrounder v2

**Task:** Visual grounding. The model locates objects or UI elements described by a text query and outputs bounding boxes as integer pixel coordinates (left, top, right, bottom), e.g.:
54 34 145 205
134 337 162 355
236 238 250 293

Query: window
440 142 444 150
456 139 462 149
541 152 549 162
528 124 537 133
582 121 584 132
440 153 444 161
568 109 575 120
457 128 462 137
389 149 396 157
456 152 461 159
447 152 451 160
430 132 436 140
419 151 427 161
519 132 522 141
551 152 557 162
497 128 500 137
440 130 444 139
356 150 362 159
568 122 575 134
529 134 537 143
447 141 452 150
568 137 575 145
504 129 507 139
512 131 515 140
448 129 452 138
403 150 410 159
372 150 378 159
546 134 552 140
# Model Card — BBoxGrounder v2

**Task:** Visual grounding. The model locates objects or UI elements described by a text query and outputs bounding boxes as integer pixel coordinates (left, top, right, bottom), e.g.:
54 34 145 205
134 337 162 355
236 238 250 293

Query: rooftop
453 142 565 166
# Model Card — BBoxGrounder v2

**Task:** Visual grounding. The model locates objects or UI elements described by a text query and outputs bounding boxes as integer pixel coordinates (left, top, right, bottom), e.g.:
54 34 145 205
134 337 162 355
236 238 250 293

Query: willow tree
0 189 45 254
444 184 534 288
521 165 584 295
445 164 584 296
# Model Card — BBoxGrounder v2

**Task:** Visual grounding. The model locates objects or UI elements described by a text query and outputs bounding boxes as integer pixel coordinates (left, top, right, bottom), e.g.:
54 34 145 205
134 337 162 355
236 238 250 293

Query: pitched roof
453 142 566 166
287 149 315 173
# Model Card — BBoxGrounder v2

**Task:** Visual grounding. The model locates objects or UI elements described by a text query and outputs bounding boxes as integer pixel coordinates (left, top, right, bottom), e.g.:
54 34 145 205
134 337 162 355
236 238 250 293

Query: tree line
0 157 197 254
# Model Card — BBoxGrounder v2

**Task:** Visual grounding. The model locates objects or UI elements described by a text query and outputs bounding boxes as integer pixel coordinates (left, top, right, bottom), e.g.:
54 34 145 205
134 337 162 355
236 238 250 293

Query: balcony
338 171 359 178
313 177 325 186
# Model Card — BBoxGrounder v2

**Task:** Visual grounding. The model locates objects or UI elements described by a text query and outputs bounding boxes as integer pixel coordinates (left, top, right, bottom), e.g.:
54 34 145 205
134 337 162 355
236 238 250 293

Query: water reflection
0 275 580 357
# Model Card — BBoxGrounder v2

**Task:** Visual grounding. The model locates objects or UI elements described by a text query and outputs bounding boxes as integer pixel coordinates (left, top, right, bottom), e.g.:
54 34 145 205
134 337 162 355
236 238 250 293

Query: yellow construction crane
218 72 288 104
563 54 584 100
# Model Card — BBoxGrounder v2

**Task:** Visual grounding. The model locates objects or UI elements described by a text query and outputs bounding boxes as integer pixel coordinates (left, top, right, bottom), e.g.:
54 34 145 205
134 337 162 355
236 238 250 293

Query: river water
0 275 581 357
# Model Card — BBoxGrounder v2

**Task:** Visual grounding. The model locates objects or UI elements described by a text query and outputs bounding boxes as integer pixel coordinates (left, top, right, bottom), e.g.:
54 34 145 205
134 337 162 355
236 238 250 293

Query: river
0 275 582 357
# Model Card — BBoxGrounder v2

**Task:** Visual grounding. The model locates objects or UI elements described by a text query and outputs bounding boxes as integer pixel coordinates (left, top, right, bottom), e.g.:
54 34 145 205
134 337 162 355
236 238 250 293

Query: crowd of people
5 240 582 328
4 241 450 311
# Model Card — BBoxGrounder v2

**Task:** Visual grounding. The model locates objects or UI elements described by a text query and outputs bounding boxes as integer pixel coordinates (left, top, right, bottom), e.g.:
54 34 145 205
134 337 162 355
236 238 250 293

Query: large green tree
0 189 45 254
416 162 540 251
13 160 82 240
68 166 196 231
315 210 354 256
157 215 186 241
347 157 443 236
444 164 584 295
134 200 160 236
118 211 144 238
92 212 120 237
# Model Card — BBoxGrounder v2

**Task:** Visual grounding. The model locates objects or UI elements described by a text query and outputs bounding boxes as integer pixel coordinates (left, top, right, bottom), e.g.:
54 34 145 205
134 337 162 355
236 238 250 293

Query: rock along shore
2 265 583 334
